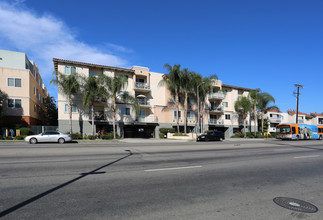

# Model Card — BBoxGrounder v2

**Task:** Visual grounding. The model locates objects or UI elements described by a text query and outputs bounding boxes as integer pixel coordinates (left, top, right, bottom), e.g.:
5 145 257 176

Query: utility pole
294 84 303 123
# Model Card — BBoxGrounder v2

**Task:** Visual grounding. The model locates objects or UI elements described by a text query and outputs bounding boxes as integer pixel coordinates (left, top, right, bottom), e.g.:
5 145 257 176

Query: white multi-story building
53 58 256 138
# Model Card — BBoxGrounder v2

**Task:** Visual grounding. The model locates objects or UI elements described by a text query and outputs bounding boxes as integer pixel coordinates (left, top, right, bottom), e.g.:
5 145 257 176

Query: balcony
89 111 106 121
268 118 281 123
208 92 225 100
134 82 150 92
209 106 224 114
209 119 224 125
137 98 151 108
136 115 158 123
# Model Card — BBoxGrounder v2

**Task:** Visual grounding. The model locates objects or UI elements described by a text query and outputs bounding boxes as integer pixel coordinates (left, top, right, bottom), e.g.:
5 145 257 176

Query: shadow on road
0 150 133 218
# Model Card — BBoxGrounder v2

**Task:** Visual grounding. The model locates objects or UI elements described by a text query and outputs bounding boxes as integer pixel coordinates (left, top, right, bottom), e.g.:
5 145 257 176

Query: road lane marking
274 149 294 151
144 165 202 172
0 159 72 164
294 155 320 159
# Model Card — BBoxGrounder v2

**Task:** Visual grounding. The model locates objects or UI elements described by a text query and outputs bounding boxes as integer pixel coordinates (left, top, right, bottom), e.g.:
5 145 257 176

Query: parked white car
24 131 72 144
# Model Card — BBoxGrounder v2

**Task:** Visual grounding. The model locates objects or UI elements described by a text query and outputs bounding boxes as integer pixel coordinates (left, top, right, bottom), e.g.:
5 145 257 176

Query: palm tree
194 74 218 133
180 68 196 133
258 92 280 133
82 75 107 136
249 88 260 136
50 71 80 134
158 64 181 133
234 96 252 138
100 75 139 139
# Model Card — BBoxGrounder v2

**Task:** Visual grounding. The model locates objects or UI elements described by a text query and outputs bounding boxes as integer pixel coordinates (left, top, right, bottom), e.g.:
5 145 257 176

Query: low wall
167 133 197 140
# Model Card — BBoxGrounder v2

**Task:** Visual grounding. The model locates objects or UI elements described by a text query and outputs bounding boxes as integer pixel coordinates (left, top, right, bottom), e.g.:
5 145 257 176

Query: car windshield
277 125 291 134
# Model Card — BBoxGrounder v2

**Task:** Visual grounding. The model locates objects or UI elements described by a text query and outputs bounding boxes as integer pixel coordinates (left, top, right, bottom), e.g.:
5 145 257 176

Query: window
225 114 231 120
65 104 77 113
89 71 94 76
173 96 182 103
121 107 130 115
187 111 194 119
136 78 144 83
8 78 21 87
8 99 21 108
39 94 41 101
65 66 76 75
187 97 194 104
174 110 181 119
222 102 228 108
34 104 36 112
119 74 129 79
34 88 36 95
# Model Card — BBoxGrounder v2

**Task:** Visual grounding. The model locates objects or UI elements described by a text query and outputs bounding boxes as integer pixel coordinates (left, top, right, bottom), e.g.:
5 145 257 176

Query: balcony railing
135 82 150 90
268 118 281 123
136 115 158 123
208 92 225 100
209 106 224 113
137 99 150 106
209 119 224 125
89 111 106 121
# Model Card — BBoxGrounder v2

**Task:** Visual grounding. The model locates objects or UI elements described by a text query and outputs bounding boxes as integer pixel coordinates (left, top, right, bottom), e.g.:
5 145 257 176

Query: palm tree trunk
175 90 180 133
91 105 95 136
261 111 264 133
184 92 188 133
112 100 116 139
68 95 72 134
253 104 257 136
244 117 247 138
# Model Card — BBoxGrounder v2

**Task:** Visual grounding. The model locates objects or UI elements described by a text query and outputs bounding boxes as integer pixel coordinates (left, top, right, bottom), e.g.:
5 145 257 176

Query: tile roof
311 113 323 117
287 110 313 118
265 108 281 113
221 84 254 91
53 58 134 73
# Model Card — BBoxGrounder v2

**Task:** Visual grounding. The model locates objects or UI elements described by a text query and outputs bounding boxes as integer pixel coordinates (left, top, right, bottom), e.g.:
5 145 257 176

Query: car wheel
58 138 65 144
205 138 209 142
319 135 322 140
219 137 223 142
30 138 37 144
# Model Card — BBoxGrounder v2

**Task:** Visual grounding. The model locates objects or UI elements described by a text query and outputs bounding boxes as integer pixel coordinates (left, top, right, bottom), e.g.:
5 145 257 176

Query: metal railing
209 106 224 113
208 92 225 100
135 82 150 90
208 119 224 125
268 118 281 123
137 99 150 106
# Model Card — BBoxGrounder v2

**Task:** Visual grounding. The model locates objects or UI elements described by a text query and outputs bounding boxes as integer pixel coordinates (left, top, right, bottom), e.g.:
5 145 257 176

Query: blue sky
1 0 322 113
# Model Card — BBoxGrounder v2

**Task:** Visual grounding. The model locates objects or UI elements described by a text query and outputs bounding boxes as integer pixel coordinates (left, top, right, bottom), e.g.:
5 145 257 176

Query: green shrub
20 127 30 136
5 136 14 140
101 132 114 139
71 133 82 139
159 133 166 139
83 135 88 140
15 135 26 140
159 128 176 134
246 132 255 138
231 134 240 138
87 135 97 140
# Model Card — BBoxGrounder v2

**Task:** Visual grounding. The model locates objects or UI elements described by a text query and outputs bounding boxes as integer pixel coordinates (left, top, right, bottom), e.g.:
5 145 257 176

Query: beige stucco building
53 58 256 138
0 50 49 127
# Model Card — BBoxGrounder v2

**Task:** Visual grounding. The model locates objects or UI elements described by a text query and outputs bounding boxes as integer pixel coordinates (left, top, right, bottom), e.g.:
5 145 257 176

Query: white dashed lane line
294 155 320 159
144 165 202 172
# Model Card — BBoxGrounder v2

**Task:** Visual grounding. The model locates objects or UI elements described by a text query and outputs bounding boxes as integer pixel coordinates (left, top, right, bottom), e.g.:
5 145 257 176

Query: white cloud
0 1 131 96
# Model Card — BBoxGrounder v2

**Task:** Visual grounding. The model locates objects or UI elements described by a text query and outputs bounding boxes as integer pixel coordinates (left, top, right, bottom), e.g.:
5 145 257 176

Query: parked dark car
197 131 225 142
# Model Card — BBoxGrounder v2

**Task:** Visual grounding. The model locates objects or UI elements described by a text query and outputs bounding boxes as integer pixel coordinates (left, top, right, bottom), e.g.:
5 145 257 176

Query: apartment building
53 58 256 138
0 49 49 127
265 110 323 132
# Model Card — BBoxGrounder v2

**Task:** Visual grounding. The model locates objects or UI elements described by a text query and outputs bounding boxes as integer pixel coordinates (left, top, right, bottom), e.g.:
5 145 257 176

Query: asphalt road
1 139 323 219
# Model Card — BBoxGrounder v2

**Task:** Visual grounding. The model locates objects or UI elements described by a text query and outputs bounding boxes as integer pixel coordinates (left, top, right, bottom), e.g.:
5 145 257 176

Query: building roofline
53 58 135 73
221 84 253 91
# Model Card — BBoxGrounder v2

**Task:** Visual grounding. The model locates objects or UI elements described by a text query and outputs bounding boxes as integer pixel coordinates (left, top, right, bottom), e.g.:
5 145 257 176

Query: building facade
53 58 256 138
0 50 49 127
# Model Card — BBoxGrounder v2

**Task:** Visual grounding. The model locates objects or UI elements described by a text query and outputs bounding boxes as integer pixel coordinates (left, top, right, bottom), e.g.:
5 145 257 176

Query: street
1 139 323 219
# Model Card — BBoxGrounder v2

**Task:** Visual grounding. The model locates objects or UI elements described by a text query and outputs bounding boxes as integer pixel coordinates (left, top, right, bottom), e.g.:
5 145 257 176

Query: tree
100 75 139 139
234 96 252 138
0 89 8 120
50 71 80 134
249 88 260 136
194 74 218 133
82 75 107 136
40 96 58 126
180 68 196 133
158 64 182 133
258 92 279 133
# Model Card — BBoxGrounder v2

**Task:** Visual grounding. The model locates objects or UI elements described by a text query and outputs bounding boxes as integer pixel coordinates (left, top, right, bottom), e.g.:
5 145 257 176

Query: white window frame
8 78 22 87
8 99 22 108
65 104 77 113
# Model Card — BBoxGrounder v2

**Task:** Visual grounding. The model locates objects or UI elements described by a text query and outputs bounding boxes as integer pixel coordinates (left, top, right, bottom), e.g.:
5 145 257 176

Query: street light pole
197 82 205 134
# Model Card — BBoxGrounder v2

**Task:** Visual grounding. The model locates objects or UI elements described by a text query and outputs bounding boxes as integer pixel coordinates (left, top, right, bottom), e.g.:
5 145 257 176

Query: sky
0 0 322 114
